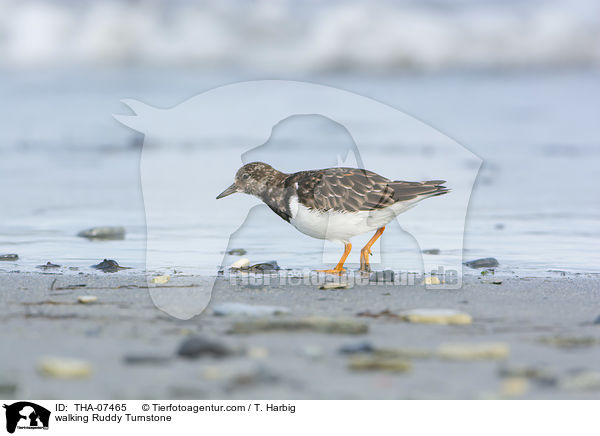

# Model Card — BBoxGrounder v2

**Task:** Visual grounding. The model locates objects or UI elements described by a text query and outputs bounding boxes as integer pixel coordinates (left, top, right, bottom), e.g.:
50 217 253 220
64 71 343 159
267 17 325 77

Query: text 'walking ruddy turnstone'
217 162 449 274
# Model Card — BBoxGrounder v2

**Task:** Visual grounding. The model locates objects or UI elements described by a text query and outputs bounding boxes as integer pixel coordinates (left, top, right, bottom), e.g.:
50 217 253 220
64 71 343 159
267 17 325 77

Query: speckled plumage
217 162 449 271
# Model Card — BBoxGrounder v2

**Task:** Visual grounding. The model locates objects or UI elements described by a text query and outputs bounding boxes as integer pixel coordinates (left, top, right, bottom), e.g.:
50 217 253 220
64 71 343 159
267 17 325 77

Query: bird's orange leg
360 227 385 272
317 242 352 275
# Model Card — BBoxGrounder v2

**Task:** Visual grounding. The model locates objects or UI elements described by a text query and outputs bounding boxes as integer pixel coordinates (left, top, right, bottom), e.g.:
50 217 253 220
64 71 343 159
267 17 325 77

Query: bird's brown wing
288 167 448 213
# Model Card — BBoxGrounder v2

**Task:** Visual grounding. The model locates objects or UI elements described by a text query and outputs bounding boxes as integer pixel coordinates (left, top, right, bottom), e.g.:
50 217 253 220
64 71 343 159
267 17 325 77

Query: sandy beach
1 271 599 399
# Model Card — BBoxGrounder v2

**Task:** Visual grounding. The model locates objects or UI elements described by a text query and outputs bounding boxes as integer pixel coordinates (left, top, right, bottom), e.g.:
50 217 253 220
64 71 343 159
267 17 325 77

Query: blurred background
1 0 599 275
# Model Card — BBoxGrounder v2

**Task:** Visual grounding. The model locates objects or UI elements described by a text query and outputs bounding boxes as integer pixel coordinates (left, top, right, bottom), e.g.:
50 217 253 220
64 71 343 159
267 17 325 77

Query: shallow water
1 69 599 277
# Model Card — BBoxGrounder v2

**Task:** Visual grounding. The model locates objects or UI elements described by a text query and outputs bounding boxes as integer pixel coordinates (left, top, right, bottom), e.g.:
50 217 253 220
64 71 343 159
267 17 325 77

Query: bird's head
216 162 279 199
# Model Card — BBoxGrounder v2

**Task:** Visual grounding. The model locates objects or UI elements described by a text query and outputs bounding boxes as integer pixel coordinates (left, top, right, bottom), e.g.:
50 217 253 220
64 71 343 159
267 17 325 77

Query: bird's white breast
288 195 407 243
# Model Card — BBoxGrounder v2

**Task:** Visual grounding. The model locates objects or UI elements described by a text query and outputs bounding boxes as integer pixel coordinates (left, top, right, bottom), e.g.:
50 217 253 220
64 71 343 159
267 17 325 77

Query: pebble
356 309 400 319
247 347 269 359
348 355 412 373
369 270 395 283
123 355 171 365
374 348 434 359
37 261 60 270
230 258 250 269
422 249 441 255
437 342 509 360
212 302 290 317
339 342 375 354
538 336 599 348
301 345 325 360
500 377 529 398
498 366 557 386
248 261 280 272
176 336 232 359
229 317 368 335
202 366 223 380
0 380 17 395
320 282 350 290
38 357 92 378
464 258 499 268
151 275 171 284
92 259 129 272
77 295 97 304
0 254 18 261
200 366 278 386
77 226 126 240
227 248 247 256
229 367 280 388
423 276 441 285
399 309 472 325
593 315 600 325
559 371 600 391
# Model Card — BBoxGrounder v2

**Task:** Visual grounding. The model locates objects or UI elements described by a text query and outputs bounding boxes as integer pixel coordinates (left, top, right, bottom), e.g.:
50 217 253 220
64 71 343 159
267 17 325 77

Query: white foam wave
1 0 599 71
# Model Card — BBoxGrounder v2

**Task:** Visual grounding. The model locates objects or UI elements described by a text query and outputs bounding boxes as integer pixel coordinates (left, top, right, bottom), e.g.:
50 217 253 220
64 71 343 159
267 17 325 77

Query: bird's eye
242 174 250 180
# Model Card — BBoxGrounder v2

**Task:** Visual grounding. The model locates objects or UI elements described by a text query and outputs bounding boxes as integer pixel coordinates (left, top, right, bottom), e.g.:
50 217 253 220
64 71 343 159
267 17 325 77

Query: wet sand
1 272 599 399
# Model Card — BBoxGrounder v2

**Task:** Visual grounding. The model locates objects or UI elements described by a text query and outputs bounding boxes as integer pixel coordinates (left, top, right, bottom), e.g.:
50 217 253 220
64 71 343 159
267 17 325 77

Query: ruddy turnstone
217 162 448 274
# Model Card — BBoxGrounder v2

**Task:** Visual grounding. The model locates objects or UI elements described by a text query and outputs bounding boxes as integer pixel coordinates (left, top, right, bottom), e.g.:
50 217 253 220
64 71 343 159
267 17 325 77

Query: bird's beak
216 183 238 199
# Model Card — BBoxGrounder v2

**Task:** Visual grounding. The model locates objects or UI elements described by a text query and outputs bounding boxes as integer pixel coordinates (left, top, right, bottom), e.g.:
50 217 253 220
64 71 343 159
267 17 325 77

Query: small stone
77 226 125 240
248 261 279 272
356 309 401 319
0 254 18 261
123 355 171 365
495 223 505 230
212 302 290 316
38 357 92 378
247 347 269 359
301 345 325 360
593 315 600 325
227 248 247 256
348 355 411 372
230 367 279 387
77 295 97 304
369 270 395 283
229 317 368 335
500 377 529 398
202 366 223 380
422 249 440 255
538 336 599 348
37 261 60 270
437 342 509 360
339 342 374 354
423 276 441 285
177 336 231 359
0 380 17 395
151 275 171 284
399 309 472 325
320 282 350 290
464 258 499 269
230 258 250 269
498 366 557 386
91 259 129 272
560 371 600 391
374 348 434 359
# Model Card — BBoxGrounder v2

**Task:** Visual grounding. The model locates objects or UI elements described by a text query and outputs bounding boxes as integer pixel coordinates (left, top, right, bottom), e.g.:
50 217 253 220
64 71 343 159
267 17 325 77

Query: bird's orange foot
316 268 346 275
359 249 372 272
